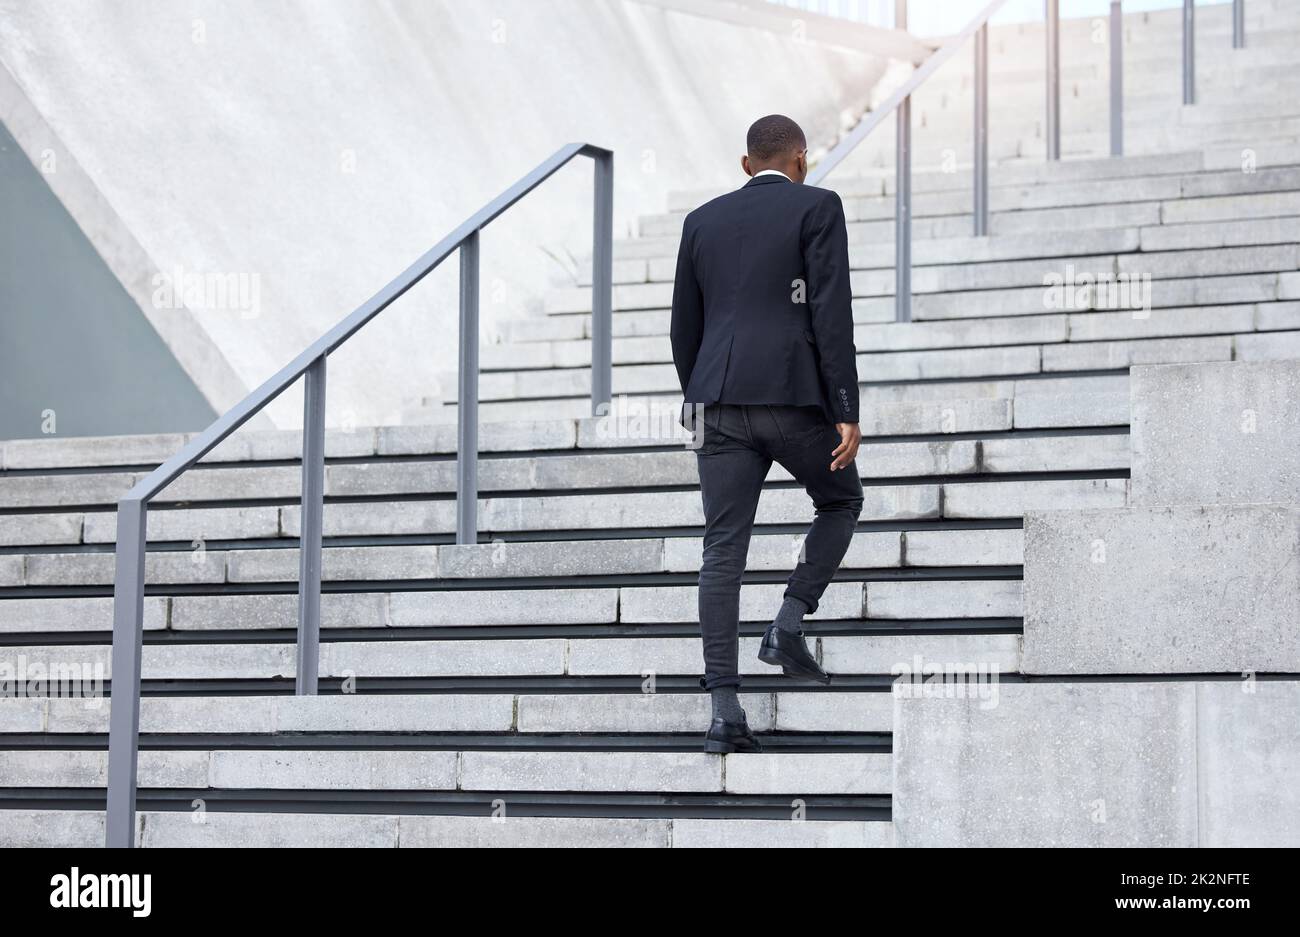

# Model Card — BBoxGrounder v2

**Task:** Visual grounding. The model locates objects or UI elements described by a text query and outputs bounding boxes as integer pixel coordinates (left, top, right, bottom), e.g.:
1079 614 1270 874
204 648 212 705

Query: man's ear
741 154 753 177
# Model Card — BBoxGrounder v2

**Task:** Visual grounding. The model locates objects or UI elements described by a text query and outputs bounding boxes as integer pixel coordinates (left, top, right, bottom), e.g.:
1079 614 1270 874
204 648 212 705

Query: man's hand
830 422 861 472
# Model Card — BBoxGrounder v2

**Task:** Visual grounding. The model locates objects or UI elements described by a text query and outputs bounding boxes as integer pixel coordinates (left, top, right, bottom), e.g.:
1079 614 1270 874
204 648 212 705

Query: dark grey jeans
691 403 864 690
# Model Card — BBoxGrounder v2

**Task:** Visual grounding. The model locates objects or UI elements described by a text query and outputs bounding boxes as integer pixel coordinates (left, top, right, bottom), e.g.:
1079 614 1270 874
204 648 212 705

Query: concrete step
2 690 893 735
5 526 1028 587
0 748 894 796
0 810 895 848
468 328 1295 402
490 304 1298 371
0 632 1022 676
0 431 1130 512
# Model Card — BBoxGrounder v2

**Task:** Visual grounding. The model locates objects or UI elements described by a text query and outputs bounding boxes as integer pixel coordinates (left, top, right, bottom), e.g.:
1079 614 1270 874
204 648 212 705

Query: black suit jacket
670 173 859 427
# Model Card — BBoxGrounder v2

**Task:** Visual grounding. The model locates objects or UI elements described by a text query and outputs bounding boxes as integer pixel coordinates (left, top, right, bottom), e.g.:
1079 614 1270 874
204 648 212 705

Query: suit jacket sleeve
803 191 860 423
669 217 704 396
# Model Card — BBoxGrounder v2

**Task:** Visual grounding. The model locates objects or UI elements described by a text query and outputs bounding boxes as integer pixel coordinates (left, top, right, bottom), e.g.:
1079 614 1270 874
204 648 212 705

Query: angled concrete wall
894 681 1300 847
0 120 216 438
0 0 895 431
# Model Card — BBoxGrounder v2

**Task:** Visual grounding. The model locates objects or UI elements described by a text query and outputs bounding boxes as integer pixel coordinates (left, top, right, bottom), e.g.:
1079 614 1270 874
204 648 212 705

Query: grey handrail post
1045 0 1060 160
1232 0 1244 48
1110 1 1123 156
973 21 989 237
105 498 147 848
456 230 480 545
895 0 911 322
1183 0 1195 105
590 149 614 415
295 355 326 695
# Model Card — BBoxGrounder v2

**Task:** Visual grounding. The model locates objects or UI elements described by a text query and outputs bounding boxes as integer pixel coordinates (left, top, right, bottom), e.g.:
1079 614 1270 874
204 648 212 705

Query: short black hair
746 115 807 162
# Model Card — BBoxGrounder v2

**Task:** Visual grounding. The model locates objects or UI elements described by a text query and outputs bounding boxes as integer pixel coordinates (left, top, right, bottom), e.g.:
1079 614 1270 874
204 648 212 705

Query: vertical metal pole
590 150 614 417
973 22 989 237
1110 1 1123 156
296 355 326 696
105 498 147 848
1232 0 1244 48
1183 0 1195 105
895 0 910 321
1045 0 1060 160
456 231 480 545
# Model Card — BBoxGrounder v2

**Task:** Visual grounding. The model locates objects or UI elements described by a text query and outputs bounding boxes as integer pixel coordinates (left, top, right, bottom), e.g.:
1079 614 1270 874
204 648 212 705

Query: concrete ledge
893 681 1300 847
1022 505 1300 674
1131 360 1300 506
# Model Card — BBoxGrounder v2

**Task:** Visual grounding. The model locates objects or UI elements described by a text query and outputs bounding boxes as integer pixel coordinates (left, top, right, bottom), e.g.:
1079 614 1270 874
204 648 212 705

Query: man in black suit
671 114 864 754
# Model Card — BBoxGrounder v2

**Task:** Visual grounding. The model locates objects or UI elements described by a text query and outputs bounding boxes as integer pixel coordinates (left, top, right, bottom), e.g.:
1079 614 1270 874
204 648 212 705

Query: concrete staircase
2 1 1299 847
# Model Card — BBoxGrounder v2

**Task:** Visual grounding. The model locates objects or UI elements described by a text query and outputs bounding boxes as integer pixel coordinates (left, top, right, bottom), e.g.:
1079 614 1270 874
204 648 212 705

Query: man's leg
779 432 863 615
758 406 864 679
694 405 771 714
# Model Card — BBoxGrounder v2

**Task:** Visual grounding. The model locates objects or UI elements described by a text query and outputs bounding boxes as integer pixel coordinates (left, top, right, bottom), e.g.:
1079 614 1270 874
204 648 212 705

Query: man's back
670 172 859 425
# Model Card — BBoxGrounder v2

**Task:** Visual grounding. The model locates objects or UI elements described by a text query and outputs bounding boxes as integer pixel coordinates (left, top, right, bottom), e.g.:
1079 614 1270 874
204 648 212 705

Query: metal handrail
104 142 614 847
809 0 1247 323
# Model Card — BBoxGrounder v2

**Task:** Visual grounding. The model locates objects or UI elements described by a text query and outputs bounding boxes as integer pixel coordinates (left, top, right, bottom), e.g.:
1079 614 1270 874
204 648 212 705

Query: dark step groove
0 789 893 821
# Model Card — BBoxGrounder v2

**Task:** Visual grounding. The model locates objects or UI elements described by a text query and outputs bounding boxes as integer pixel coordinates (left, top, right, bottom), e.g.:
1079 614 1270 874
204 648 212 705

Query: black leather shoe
703 717 763 754
757 625 831 684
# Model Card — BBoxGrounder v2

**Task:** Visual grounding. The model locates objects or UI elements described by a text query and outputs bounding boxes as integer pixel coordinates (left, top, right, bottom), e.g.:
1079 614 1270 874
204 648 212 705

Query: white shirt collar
753 169 792 182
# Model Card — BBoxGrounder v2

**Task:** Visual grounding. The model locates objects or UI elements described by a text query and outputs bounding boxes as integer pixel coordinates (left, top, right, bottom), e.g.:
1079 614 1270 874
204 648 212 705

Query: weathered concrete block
460 751 720 793
864 580 1022 619
1023 505 1300 673
979 433 1128 474
0 809 104 847
723 753 891 795
0 471 135 509
943 478 1128 518
771 692 892 733
565 636 768 677
209 750 458 790
323 639 566 678
438 539 663 578
225 545 438 583
1131 360 1300 506
894 683 1198 847
140 811 398 848
0 596 167 633
82 506 281 543
819 634 1021 674
1012 391 1129 428
0 513 84 547
389 588 617 626
0 555 24 586
618 582 863 623
671 818 891 848
902 528 1024 567
516 692 775 733
170 592 387 631
399 815 671 848
661 531 900 573
1197 681 1300 847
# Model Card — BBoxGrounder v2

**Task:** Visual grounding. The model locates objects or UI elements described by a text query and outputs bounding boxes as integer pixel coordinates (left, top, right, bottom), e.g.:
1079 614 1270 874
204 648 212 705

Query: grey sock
710 687 746 723
774 596 811 634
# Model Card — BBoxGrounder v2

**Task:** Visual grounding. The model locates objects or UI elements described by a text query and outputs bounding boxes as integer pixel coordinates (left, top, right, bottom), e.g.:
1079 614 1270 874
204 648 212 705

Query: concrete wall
0 120 216 439
0 0 895 431
894 680 1300 847
1131 360 1300 507
1021 504 1300 674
